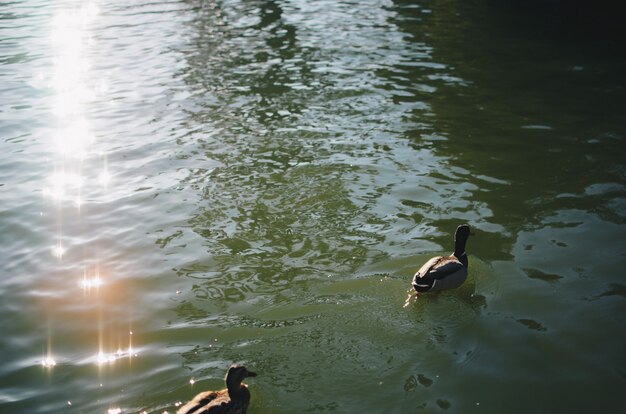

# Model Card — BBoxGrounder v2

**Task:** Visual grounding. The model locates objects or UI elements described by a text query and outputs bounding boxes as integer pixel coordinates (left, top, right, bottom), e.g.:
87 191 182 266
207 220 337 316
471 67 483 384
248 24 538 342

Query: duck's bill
247 371 258 377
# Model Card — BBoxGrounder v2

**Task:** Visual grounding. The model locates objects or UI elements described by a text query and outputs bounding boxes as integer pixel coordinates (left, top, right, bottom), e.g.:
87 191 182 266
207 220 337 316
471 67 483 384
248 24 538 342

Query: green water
1 0 625 413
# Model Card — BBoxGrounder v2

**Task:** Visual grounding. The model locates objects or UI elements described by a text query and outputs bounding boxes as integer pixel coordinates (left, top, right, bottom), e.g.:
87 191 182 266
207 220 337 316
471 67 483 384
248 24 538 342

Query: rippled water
1 0 625 413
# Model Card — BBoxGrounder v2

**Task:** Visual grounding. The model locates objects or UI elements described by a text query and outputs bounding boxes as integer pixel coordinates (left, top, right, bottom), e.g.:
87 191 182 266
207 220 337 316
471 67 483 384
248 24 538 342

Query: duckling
177 364 257 414
412 224 471 294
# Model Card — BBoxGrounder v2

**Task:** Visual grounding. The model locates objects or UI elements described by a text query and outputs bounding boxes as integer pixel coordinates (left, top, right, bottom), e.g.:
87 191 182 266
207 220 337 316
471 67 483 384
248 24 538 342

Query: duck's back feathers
412 254 467 292
177 390 220 414
177 388 249 414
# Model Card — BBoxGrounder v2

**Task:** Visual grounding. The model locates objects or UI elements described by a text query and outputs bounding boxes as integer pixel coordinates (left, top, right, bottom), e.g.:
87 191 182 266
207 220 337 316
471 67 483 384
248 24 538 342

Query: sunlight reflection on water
1 0 625 412
43 1 127 376
47 2 103 207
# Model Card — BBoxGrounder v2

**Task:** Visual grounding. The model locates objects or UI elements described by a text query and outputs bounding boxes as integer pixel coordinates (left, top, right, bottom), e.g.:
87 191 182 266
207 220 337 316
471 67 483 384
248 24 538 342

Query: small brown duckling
177 364 257 414
412 224 471 294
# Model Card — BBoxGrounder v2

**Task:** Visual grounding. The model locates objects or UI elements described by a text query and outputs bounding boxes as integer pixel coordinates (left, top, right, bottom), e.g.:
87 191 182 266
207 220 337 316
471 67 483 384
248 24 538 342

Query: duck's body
177 388 249 414
412 224 471 293
177 365 257 414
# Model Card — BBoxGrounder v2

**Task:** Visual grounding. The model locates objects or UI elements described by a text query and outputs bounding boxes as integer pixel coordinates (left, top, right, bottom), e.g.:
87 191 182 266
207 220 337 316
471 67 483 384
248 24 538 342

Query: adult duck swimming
177 365 257 414
411 224 471 296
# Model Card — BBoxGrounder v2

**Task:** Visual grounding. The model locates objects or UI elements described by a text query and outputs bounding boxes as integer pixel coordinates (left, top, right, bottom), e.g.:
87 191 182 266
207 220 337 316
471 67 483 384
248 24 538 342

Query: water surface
1 0 625 413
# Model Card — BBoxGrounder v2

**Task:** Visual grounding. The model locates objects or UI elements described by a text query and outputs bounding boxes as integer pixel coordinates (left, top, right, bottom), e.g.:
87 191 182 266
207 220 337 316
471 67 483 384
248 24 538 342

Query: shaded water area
1 0 625 412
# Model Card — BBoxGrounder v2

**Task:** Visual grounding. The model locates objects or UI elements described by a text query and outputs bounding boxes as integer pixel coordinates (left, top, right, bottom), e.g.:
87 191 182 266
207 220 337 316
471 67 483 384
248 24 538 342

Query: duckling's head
225 364 257 392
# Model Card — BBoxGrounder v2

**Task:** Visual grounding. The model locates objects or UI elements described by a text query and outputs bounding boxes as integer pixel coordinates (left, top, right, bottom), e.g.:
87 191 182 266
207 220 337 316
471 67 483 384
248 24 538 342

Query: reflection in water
1 0 625 412
45 3 101 366
42 2 134 377
170 3 495 412
166 2 626 412
51 239 66 259
42 321 57 368
80 266 103 291
175 0 450 311
46 3 101 208
41 356 57 368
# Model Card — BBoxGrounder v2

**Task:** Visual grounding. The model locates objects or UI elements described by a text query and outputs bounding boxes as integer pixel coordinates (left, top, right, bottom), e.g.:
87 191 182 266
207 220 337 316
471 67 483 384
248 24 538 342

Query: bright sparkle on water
95 345 138 366
51 241 66 259
80 275 102 289
98 169 112 187
81 267 104 291
52 121 95 159
45 3 128 382
44 171 84 202
46 1 103 209
41 356 57 368
96 351 117 365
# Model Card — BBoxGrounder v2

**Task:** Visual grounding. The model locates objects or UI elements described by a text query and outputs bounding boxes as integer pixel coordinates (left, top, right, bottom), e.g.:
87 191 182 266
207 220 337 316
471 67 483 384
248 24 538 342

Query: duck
412 224 471 294
177 364 257 414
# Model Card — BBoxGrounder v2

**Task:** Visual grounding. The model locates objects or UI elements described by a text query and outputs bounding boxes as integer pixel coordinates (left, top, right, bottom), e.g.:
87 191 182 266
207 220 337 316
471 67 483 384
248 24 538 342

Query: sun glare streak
95 346 138 367
96 351 117 365
47 2 104 210
42 356 57 368
80 273 103 290
43 2 140 382
50 5 99 119
47 170 84 190
80 265 104 298
98 169 112 187
43 321 56 369
128 329 136 362
51 241 66 259
52 120 96 159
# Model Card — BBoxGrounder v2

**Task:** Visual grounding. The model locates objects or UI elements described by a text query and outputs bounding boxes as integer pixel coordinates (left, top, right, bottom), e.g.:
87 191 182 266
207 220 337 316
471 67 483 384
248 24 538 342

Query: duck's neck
454 239 468 267
226 379 244 396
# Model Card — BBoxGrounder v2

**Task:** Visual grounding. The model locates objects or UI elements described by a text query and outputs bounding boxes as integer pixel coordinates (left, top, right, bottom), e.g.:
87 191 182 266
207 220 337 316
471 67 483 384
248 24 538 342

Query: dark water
1 0 625 413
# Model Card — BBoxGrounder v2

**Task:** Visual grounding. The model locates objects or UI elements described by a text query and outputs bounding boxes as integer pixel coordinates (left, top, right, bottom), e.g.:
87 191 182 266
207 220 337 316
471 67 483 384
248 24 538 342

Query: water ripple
2 0 626 413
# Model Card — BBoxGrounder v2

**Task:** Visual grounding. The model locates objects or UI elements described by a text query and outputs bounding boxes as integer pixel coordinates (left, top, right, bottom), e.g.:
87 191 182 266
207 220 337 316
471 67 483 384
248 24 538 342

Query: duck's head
454 224 470 241
225 364 257 392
